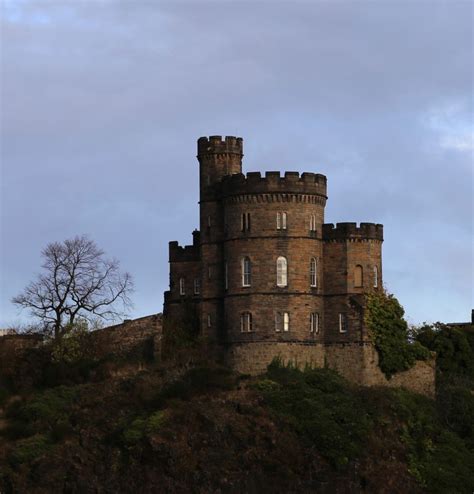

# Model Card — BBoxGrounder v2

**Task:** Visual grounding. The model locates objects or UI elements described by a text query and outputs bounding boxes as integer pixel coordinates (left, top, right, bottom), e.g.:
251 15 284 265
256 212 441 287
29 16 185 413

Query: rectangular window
194 279 200 295
242 257 251 287
310 312 319 333
179 278 185 296
207 314 212 328
283 312 290 331
339 313 347 333
374 266 378 288
310 214 317 232
240 312 252 332
277 212 287 230
275 312 290 332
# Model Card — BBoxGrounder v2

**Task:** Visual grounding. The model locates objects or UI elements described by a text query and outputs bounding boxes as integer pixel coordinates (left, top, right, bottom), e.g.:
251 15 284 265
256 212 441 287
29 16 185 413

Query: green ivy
365 290 431 378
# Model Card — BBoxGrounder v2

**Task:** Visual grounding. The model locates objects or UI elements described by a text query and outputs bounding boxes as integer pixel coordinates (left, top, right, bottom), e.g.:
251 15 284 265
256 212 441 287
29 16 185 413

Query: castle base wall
226 341 325 375
226 340 435 397
324 342 435 397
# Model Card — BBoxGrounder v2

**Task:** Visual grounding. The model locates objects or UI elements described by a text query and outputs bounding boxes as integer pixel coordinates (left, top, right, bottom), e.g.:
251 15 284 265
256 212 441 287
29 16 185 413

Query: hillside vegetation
0 349 473 493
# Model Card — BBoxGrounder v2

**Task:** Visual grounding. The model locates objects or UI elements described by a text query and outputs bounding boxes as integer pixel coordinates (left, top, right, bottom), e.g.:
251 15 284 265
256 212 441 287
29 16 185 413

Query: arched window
242 257 251 287
310 214 317 232
310 258 317 287
179 278 185 296
240 312 252 332
354 265 363 288
373 266 378 288
276 256 288 287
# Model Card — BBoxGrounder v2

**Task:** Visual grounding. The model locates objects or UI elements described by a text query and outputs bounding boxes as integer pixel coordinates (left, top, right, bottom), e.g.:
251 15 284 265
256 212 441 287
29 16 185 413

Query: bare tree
12 235 133 339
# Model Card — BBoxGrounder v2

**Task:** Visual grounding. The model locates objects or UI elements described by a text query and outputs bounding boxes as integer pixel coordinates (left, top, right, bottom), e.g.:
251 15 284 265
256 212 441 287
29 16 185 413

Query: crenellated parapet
323 222 383 242
220 171 327 199
169 241 200 263
197 135 243 157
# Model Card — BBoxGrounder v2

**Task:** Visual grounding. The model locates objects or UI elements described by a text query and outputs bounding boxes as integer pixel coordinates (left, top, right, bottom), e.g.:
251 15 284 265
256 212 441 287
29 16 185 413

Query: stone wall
226 341 325 375
89 314 162 362
324 342 436 397
226 340 435 397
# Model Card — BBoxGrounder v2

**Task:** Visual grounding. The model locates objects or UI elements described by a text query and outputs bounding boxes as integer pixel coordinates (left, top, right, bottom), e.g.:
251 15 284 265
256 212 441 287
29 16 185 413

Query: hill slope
0 358 473 493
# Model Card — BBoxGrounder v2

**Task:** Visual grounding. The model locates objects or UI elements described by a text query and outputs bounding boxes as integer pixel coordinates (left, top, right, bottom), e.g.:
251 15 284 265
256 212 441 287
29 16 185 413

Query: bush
259 360 371 468
365 290 431 377
155 366 236 405
9 434 52 465
122 410 167 445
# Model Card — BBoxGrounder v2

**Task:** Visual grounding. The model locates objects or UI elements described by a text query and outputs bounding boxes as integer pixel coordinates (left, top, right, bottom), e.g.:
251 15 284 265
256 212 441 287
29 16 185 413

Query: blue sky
1 0 473 327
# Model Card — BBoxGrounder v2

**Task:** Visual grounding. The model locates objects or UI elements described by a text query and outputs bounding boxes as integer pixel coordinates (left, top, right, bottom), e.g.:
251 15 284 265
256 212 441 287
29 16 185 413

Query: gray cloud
1 0 472 326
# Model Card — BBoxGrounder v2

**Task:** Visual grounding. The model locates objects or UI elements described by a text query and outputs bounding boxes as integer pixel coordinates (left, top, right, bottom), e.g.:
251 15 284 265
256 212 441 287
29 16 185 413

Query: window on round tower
276 257 288 287
374 266 378 288
277 212 287 230
242 257 251 287
310 258 318 287
354 265 363 288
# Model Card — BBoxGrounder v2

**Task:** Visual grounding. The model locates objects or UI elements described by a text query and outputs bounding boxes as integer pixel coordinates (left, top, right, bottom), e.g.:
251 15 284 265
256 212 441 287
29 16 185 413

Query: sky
0 0 473 328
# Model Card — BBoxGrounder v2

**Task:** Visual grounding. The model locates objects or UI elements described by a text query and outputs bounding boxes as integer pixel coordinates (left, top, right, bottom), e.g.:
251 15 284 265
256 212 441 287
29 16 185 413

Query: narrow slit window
276 256 288 287
194 279 200 295
277 212 287 230
242 257 251 287
207 314 212 328
179 278 185 296
310 214 317 232
240 312 252 332
242 213 251 232
224 262 228 290
310 258 317 287
354 265 363 288
374 266 378 288
339 313 347 333
310 312 319 333
283 312 290 331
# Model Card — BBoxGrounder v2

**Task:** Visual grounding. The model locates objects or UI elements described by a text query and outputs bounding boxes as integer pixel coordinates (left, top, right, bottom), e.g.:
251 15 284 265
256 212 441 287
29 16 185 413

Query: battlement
197 135 243 156
220 171 327 198
322 222 383 241
169 240 200 263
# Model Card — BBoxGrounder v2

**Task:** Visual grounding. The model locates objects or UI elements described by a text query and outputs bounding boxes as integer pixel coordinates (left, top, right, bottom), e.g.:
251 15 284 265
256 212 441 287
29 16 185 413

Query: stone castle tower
164 135 385 376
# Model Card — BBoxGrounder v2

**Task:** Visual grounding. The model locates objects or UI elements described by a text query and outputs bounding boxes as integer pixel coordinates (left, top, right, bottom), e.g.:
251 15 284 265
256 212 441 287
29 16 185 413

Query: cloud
1 1 472 326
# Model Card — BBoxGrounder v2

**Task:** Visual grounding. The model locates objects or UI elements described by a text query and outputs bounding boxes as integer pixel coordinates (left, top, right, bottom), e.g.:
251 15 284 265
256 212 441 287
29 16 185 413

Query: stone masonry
163 136 435 396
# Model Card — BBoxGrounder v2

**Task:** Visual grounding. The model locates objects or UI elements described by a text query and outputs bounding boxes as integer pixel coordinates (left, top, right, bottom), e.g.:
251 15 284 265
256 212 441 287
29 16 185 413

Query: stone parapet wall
89 314 163 361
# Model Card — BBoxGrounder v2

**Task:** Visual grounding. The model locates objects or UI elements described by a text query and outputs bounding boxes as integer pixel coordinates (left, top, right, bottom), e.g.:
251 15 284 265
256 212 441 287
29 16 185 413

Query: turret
197 136 243 200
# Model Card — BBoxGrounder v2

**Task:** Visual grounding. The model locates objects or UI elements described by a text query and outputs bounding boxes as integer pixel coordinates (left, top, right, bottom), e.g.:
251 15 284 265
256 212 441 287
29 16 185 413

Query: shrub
122 410 168 445
155 366 236 405
9 434 52 465
365 290 431 377
260 361 371 468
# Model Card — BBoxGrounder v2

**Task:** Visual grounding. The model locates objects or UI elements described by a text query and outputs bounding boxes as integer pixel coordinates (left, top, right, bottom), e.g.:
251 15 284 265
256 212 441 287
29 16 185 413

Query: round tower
197 136 243 339
221 171 328 372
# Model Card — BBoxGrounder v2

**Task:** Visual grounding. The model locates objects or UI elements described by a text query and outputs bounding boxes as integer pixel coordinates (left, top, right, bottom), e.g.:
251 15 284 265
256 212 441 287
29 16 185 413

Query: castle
163 136 433 392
